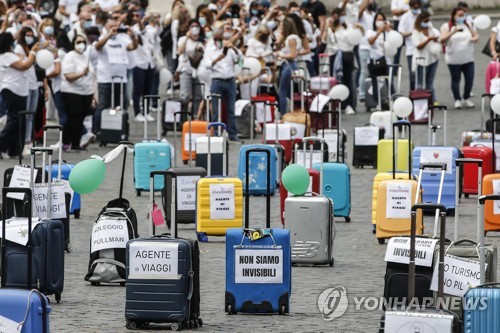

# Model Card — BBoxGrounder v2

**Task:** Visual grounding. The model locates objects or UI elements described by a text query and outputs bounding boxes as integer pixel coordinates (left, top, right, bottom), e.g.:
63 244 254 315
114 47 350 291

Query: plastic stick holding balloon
392 96 413 163
327 84 350 157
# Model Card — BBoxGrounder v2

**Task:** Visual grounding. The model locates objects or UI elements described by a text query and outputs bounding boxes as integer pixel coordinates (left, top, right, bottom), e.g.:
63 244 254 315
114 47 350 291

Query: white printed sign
0 217 41 246
384 237 439 267
235 99 250 117
8 166 37 200
0 315 21 333
183 133 204 152
90 218 130 253
284 122 306 140
319 129 344 162
386 182 412 219
265 124 292 141
309 94 330 113
235 249 283 284
295 151 322 168
177 176 200 211
413 98 429 121
493 179 500 215
32 183 67 220
163 100 182 123
128 242 179 280
57 179 74 210
209 183 235 220
101 110 123 130
430 254 485 297
420 148 454 174
255 102 272 123
355 127 380 146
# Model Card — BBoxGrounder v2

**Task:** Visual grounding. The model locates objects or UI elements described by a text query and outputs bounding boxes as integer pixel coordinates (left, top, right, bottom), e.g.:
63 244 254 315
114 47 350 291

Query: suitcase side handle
455 158 482 166
150 170 177 238
244 148 271 229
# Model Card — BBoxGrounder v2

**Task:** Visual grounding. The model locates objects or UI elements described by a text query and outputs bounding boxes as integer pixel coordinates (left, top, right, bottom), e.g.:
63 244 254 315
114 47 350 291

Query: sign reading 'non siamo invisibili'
235 249 283 284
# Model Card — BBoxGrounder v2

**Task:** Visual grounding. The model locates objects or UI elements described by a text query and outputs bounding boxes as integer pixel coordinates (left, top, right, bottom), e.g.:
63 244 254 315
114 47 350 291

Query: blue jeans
53 91 67 126
407 56 415 91
416 61 438 102
210 78 238 138
358 49 370 100
133 66 155 116
150 70 160 107
25 88 39 142
447 62 474 101
93 82 128 133
278 61 297 115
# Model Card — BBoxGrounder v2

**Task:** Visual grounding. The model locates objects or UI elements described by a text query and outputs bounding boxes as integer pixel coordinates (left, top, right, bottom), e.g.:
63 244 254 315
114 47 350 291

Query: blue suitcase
0 289 51 333
313 162 351 222
238 144 277 195
412 146 459 213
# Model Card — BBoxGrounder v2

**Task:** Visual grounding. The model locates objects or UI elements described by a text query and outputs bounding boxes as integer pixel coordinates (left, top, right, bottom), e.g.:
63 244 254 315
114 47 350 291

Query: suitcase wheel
226 303 234 315
74 209 80 219
464 194 469 198
120 282 126 286
183 160 188 165
344 217 351 223
65 241 72 253
197 233 208 243
329 258 334 267
198 318 203 327
171 322 181 331
279 304 287 315
126 321 137 330
136 190 141 196
90 282 100 286
55 293 61 303
377 238 385 245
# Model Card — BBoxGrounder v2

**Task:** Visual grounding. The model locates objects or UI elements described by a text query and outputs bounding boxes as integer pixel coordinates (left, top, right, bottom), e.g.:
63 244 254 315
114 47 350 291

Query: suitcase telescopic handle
1 187 34 289
392 120 412 180
207 122 226 131
409 204 447 302
150 170 177 238
302 137 325 193
245 148 271 229
419 163 446 171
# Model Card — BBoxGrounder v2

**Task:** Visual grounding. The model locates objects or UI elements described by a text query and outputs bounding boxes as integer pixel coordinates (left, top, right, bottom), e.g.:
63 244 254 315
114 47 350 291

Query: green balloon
69 158 106 194
282 164 310 195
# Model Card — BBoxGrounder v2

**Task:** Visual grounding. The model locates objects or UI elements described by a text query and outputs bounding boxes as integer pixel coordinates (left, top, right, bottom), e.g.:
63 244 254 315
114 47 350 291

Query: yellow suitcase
196 177 243 241
377 139 414 173
375 179 423 244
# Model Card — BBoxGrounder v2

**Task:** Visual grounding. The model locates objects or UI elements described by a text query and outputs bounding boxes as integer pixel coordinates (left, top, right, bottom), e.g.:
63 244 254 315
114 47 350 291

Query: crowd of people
0 0 499 158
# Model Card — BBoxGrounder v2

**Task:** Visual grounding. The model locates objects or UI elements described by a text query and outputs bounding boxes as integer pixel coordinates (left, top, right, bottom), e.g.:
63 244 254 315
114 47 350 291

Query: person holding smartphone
440 6 478 109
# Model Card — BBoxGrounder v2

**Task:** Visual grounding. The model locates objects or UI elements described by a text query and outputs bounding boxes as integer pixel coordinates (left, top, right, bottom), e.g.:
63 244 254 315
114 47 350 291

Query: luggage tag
243 228 272 241
151 203 165 226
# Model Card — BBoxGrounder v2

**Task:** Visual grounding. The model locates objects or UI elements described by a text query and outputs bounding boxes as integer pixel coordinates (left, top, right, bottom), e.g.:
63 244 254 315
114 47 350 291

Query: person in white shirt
357 0 376 103
489 21 500 60
243 25 273 98
205 28 242 142
58 0 80 32
412 11 440 102
67 10 93 43
391 0 409 65
398 0 421 90
95 0 119 12
440 6 478 109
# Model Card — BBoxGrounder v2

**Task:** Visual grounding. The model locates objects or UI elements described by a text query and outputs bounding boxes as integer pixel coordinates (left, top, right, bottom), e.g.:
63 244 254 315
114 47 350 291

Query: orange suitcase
482 174 500 234
181 120 207 164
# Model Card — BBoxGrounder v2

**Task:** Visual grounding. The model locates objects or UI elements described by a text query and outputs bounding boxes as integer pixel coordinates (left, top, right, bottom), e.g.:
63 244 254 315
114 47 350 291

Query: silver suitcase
285 137 335 266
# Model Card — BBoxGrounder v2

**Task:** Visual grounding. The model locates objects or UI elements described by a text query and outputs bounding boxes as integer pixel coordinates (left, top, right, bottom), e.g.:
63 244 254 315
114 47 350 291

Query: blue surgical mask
339 16 346 24
266 20 277 30
43 26 54 35
24 36 34 45
411 8 420 15
96 24 103 30
456 17 465 24
83 20 93 29
199 17 207 27
251 9 259 16
420 21 429 28
205 31 212 39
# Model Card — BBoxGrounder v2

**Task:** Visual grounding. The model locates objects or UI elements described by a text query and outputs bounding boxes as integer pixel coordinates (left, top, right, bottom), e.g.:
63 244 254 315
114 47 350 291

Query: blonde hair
38 18 55 33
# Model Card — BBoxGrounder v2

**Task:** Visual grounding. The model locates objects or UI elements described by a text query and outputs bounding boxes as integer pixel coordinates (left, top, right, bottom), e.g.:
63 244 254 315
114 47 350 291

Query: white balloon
242 57 262 76
35 49 54 69
491 94 500 115
159 68 172 86
347 28 363 45
384 41 398 57
328 84 350 102
387 30 404 48
429 42 441 55
474 15 491 30
393 97 413 118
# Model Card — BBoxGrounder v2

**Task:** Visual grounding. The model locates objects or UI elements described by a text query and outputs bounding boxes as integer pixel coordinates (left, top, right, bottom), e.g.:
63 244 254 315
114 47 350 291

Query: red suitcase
462 146 495 196
251 94 276 127
409 57 433 124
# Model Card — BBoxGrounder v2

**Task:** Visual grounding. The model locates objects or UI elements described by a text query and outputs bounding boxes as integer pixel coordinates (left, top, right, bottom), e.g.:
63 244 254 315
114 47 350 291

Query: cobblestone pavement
1 19 499 333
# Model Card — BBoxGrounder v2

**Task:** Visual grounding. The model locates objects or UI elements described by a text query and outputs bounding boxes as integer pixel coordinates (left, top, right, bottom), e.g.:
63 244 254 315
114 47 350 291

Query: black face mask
367 3 377 12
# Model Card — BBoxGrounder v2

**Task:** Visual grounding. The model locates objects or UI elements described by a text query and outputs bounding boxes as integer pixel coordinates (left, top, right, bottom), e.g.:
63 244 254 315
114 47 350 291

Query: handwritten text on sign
0 217 41 246
177 176 200 211
91 218 129 253
235 249 283 284
210 183 235 220
386 182 412 219
384 237 439 267
32 184 67 219
430 254 486 297
128 242 179 280
8 166 37 200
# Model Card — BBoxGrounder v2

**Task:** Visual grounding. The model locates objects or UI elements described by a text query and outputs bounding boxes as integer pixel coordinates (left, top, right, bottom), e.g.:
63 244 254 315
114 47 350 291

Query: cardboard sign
493 179 500 215
386 182 412 219
101 110 123 130
413 98 429 121
0 315 21 333
265 124 292 141
321 130 340 161
0 217 41 246
420 148 453 174
235 248 283 284
90 217 129 253
384 237 439 267
183 133 204 152
354 127 380 146
309 94 330 113
163 100 182 123
430 254 485 297
8 166 37 200
32 183 67 220
209 183 235 220
177 175 200 211
385 312 454 333
255 102 272 123
128 241 179 280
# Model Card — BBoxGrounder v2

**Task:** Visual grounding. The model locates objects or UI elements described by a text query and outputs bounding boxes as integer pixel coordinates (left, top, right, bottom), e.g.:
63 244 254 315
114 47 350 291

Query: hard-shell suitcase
100 76 129 146
317 110 346 163
195 122 228 177
134 95 172 196
0 289 51 333
162 95 187 134
125 170 202 331
377 139 414 174
353 123 385 168
462 146 494 196
481 172 500 234
408 57 433 125
238 144 277 195
178 112 207 165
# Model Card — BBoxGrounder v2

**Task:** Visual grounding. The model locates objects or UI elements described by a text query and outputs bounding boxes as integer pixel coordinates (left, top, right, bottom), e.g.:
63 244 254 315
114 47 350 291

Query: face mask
83 20 93 29
277 15 285 22
456 17 465 24
205 31 213 39
375 21 384 28
24 36 34 45
96 24 103 30
411 8 420 15
266 20 277 30
215 40 223 48
43 26 54 35
420 21 429 28
251 9 259 16
223 31 232 40
292 11 301 17
339 16 346 24
199 17 207 27
191 26 200 35
75 42 86 53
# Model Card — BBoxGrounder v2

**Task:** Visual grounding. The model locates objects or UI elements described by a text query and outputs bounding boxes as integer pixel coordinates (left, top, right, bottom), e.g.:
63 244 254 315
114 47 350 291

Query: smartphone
117 27 128 33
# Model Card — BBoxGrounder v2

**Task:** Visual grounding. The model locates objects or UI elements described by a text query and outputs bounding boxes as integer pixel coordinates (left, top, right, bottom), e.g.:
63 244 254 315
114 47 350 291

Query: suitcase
382 204 460 333
462 146 495 197
196 122 228 177
238 144 277 195
460 94 494 147
365 76 389 112
134 95 172 196
409 57 433 125
252 94 276 128
125 170 202 331
100 76 129 146
174 105 207 165
0 289 51 333
264 114 293 165
310 53 337 93
162 96 187 134
352 123 385 168
481 173 500 234
377 126 414 174
369 111 398 139
317 110 347 163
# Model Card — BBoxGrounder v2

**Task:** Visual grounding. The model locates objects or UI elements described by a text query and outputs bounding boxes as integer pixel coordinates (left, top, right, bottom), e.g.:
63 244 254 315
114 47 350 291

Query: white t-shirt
366 30 393 64
398 10 419 56
391 0 410 21
59 0 80 27
95 0 119 11
14 45 37 90
61 50 94 95
95 35 130 83
359 11 375 50
330 27 358 52
0 52 29 96
205 44 242 80
176 36 204 73
341 1 361 25
46 49 66 93
492 22 500 43
411 28 440 70
440 23 475 65
282 34 303 59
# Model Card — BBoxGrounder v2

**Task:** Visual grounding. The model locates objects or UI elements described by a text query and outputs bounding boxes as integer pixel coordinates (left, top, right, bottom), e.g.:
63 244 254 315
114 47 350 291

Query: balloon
35 49 54 69
282 164 310 195
328 84 350 101
69 158 106 194
491 94 500 115
384 41 398 57
474 15 491 30
347 28 363 45
159 68 172 86
393 97 413 118
429 42 441 55
387 30 403 48
242 57 262 76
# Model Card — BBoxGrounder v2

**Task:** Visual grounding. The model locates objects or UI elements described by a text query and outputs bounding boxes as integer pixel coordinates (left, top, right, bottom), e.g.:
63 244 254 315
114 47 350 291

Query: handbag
369 56 388 77
482 40 500 58
189 43 204 69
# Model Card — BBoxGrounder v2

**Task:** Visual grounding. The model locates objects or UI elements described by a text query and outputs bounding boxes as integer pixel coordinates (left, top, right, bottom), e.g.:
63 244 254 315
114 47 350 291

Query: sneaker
62 144 71 152
229 136 242 144
145 113 155 122
454 100 463 109
22 142 33 156
463 99 475 108
149 106 159 113
49 140 62 150
345 106 356 115
80 133 96 149
470 92 475 97
135 113 146 122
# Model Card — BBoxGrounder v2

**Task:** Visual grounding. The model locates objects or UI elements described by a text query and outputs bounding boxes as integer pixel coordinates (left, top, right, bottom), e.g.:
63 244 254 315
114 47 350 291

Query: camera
117 27 128 33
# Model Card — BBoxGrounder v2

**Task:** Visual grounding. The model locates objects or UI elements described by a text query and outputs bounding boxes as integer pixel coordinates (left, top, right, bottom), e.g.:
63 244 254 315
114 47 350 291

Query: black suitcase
100 77 129 146
352 123 385 168
125 170 202 330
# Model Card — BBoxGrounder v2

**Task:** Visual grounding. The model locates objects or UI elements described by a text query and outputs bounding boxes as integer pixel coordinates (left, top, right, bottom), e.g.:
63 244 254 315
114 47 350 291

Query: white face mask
223 31 232 40
191 26 200 36
75 42 87 53
375 21 384 28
